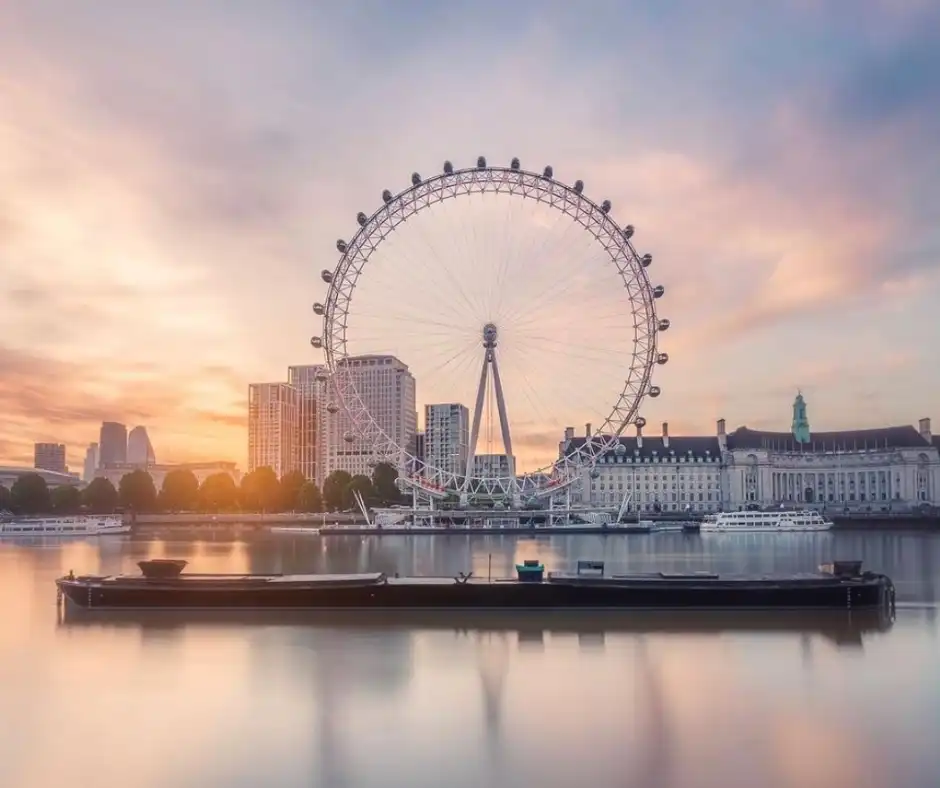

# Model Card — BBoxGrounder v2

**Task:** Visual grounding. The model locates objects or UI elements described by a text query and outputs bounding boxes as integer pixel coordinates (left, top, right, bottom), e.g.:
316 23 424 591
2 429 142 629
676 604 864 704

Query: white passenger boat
0 515 130 537
701 509 833 533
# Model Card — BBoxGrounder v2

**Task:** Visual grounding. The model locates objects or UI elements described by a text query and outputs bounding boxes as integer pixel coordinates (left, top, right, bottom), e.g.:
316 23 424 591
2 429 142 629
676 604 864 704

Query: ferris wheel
311 156 668 503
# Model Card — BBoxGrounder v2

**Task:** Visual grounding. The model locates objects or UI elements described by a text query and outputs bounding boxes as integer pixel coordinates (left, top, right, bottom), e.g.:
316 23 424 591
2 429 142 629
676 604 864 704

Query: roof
0 466 83 486
565 435 721 461
726 425 931 453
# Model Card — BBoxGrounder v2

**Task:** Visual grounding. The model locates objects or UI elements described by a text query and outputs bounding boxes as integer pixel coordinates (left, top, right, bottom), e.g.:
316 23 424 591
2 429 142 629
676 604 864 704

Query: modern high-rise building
127 426 156 467
99 422 127 467
34 443 67 474
424 403 470 477
82 443 100 482
248 382 301 478
324 355 417 481
287 364 328 484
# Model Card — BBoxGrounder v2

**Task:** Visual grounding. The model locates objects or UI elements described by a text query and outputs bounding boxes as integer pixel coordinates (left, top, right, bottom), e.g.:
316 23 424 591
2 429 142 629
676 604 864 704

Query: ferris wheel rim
317 161 665 498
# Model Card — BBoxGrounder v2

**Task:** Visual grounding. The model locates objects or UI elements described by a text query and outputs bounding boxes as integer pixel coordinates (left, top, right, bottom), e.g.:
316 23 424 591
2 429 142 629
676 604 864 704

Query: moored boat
0 514 129 537
56 558 894 611
701 509 833 533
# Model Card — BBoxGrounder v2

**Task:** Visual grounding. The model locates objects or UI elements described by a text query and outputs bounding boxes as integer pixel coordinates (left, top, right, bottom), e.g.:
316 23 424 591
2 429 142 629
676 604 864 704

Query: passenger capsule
336 239 347 253
641 253 652 267
543 165 553 179
382 189 393 204
624 224 635 240
476 156 487 169
656 352 669 365
601 199 611 213
327 403 339 414
312 303 325 315
315 371 328 382
635 416 647 429
510 157 521 170
310 336 323 349
321 270 333 283
411 172 421 186
658 318 671 331
614 442 627 455
443 160 454 174
648 386 662 398
574 180 584 194
652 284 665 298
356 211 368 226
343 432 355 443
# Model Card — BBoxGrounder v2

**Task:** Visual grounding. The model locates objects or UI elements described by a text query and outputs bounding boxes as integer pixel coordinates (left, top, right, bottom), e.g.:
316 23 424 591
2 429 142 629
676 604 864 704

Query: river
1 530 938 788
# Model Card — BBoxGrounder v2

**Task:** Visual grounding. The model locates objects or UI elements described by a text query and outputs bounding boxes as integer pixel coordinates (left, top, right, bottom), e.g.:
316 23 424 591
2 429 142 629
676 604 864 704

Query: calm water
1 530 938 788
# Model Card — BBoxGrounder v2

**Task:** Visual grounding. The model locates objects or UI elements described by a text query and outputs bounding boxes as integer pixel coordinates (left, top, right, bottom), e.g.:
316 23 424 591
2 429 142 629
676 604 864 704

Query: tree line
0 462 405 516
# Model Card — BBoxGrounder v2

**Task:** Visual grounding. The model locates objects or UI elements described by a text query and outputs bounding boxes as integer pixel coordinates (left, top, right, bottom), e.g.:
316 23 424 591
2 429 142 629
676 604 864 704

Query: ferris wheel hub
482 322 499 348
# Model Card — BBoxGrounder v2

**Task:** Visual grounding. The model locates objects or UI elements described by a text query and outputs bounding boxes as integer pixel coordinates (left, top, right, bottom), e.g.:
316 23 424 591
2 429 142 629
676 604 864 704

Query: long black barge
56 558 895 611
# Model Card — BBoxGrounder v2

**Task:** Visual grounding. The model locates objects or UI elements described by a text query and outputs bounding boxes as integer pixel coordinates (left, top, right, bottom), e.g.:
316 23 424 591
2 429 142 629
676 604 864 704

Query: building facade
127 426 156 467
322 355 417 482
82 443 100 482
94 461 241 491
288 364 328 485
424 403 470 477
99 421 127 467
248 382 301 477
566 397 940 513
34 443 66 474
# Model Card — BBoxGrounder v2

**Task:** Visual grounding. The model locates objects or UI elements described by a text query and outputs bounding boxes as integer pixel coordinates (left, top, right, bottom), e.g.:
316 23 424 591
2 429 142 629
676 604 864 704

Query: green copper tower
792 392 810 444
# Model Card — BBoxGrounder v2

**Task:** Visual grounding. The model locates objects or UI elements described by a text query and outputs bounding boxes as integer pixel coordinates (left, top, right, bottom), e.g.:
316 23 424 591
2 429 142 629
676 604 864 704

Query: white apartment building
82 443 99 482
248 382 300 477
288 364 329 485
323 355 417 482
424 403 470 477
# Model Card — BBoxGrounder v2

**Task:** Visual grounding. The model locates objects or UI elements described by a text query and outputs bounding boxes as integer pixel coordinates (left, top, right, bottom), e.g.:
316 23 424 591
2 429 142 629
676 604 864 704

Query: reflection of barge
56 558 895 611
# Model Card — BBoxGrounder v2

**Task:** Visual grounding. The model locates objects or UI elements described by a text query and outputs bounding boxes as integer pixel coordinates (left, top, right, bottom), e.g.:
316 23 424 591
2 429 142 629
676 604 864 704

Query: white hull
701 509 833 533
0 515 130 537
701 523 832 533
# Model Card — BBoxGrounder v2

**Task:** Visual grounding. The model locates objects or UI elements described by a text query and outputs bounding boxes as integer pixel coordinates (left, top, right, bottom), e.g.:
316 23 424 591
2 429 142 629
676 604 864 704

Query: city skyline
2 1 938 471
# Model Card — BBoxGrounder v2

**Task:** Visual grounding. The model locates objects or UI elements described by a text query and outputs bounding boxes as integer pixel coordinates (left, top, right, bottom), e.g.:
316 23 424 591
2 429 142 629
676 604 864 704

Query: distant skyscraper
288 365 328 484
82 443 100 482
323 355 417 482
34 443 66 474
99 422 127 467
127 426 156 466
248 382 301 477
424 403 470 477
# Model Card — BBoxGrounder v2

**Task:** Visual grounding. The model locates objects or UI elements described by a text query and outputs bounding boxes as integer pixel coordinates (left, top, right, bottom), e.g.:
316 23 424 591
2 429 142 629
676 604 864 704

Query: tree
297 481 322 513
371 462 403 506
322 470 352 511
160 468 199 512
11 473 51 514
0 484 11 511
198 472 238 512
82 477 118 513
279 470 307 512
119 469 157 512
344 474 374 510
239 466 280 511
52 485 82 514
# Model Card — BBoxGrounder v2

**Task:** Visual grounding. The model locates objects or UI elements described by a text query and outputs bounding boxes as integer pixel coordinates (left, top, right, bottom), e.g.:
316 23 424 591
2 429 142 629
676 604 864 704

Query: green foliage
159 468 200 511
344 474 374 510
82 477 118 514
297 481 322 513
0 484 12 511
279 470 307 511
198 472 238 512
11 473 51 514
51 485 82 514
119 469 157 512
371 462 403 506
322 470 352 511
240 466 281 511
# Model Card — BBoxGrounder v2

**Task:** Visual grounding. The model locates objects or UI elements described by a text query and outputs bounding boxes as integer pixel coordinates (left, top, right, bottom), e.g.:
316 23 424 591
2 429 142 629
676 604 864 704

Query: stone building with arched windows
564 395 940 513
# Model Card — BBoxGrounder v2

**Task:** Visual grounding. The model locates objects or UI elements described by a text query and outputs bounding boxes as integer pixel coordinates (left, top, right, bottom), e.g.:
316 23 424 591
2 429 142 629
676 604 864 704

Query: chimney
662 421 669 449
585 422 592 437
636 422 644 449
717 417 727 454
564 426 574 442
717 418 726 436
919 417 932 442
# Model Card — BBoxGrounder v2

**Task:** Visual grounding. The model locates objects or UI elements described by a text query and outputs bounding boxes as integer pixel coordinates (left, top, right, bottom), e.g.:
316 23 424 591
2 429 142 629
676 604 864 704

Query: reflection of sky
1 1 939 471
0 534 937 786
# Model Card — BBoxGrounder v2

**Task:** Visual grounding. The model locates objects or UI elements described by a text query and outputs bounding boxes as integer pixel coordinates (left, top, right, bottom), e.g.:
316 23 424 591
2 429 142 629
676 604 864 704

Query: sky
1 0 938 474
